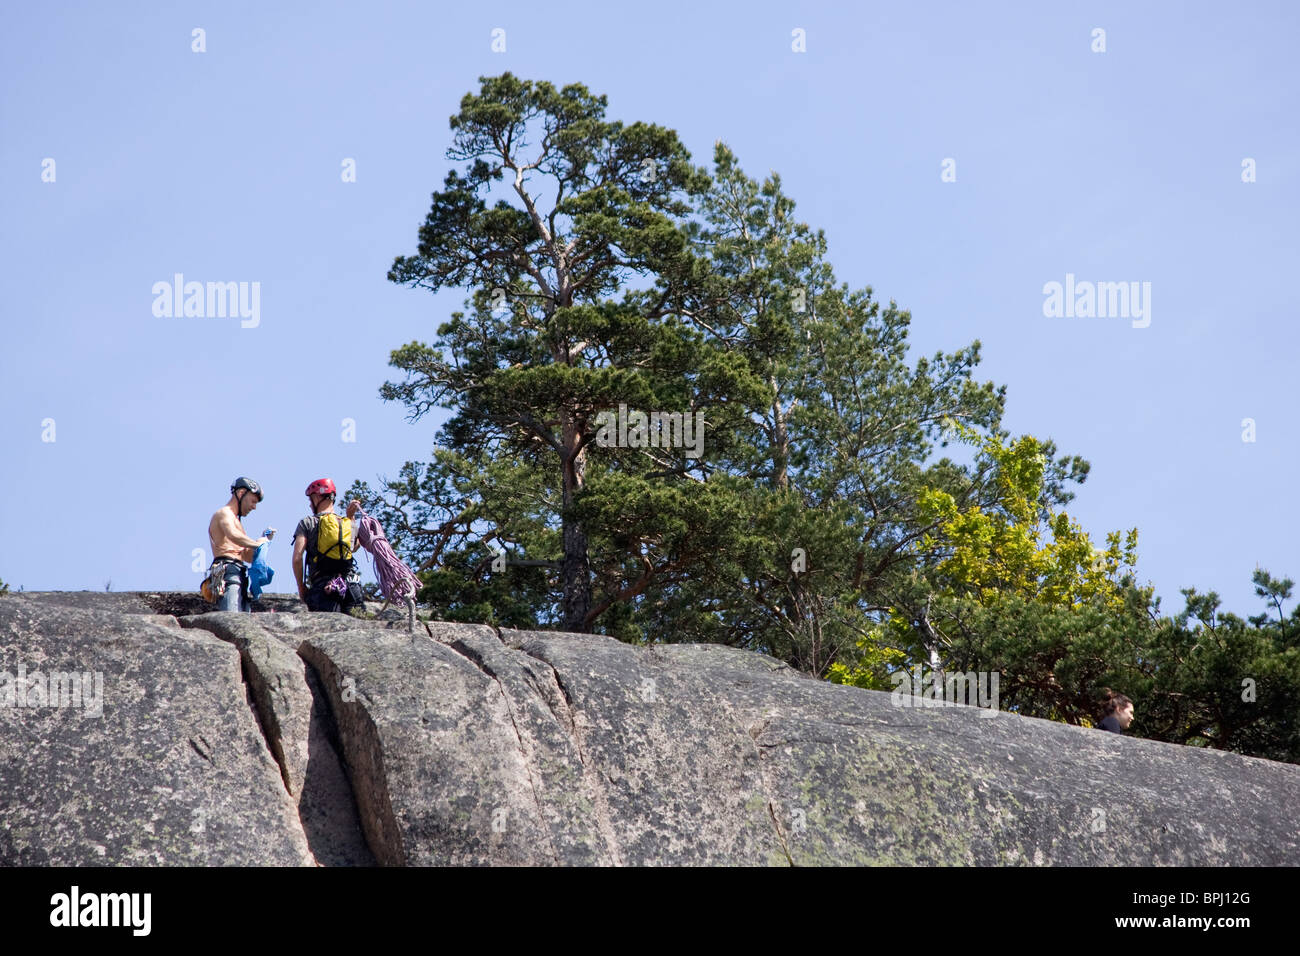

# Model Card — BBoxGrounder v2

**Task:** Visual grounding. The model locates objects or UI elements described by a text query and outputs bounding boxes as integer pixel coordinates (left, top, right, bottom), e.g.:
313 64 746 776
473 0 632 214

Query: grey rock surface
3 592 1299 865
176 612 374 866
0 595 314 865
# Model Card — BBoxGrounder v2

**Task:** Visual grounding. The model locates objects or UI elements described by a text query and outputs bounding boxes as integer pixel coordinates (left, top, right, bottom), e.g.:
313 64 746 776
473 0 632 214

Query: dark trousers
216 561 250 612
305 584 364 614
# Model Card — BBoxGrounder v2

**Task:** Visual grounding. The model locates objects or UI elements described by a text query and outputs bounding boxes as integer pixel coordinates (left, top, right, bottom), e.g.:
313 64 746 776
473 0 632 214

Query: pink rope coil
354 511 421 605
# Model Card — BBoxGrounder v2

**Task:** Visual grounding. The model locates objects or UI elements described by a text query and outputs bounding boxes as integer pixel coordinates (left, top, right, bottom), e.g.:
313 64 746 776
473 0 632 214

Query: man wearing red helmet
292 478 365 613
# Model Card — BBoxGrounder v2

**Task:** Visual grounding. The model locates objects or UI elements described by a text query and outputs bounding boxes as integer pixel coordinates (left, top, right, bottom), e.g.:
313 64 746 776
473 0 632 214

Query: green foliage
916 420 1139 613
832 421 1142 696
826 632 907 691
363 73 1300 764
828 420 1300 761
377 72 758 632
1135 585 1300 760
0 578 9 596
370 111 1013 674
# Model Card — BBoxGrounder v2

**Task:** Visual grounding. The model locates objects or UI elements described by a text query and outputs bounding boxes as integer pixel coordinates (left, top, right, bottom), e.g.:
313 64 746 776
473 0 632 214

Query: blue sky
2 1 1296 619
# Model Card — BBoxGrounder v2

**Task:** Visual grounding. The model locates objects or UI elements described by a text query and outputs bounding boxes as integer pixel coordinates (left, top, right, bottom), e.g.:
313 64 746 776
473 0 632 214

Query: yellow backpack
316 513 353 559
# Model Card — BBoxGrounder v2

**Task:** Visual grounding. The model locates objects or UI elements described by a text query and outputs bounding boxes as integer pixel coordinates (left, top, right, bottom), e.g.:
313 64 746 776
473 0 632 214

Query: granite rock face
2 592 1298 866
0 595 314 865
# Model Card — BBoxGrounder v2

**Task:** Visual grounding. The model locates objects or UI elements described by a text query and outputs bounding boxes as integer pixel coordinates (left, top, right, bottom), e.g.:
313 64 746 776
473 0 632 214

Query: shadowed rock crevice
299 619 599 864
179 613 375 866
293 657 378 866
295 640 407 865
178 615 298 788
425 624 615 864
490 627 579 737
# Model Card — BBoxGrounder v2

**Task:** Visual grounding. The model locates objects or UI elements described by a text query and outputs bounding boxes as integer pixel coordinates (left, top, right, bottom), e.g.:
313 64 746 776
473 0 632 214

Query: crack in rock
179 614 374 866
295 641 405 866
722 701 791 867
767 800 795 866
440 633 562 866
188 735 214 764
505 636 625 867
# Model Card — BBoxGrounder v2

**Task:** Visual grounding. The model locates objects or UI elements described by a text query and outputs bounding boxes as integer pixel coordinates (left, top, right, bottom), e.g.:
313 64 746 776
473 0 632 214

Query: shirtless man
207 477 268 612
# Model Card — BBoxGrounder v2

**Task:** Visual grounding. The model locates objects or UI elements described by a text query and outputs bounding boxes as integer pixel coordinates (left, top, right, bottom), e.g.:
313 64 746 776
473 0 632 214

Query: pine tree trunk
561 413 592 631
771 387 790 490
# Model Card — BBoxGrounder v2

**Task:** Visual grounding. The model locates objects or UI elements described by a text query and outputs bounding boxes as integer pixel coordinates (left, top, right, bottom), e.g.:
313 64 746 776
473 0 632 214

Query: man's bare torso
210 505 253 562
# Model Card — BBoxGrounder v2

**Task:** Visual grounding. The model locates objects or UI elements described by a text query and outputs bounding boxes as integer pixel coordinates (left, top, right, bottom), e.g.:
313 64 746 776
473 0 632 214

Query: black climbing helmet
231 477 264 501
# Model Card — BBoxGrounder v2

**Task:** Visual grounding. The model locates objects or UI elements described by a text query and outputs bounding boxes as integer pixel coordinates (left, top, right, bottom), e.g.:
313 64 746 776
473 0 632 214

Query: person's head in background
1101 688 1135 729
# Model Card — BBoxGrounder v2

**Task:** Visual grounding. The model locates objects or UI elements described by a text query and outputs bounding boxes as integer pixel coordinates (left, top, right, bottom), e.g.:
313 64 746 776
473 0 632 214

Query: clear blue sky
2 1 1296 619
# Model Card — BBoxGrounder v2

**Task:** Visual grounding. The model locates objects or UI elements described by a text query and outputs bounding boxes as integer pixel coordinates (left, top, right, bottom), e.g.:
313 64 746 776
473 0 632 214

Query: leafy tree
377 73 766 631
1247 567 1293 635
1134 583 1300 761
364 73 1300 764
827 422 1300 762
372 75 1032 673
596 144 1014 674
831 420 1147 720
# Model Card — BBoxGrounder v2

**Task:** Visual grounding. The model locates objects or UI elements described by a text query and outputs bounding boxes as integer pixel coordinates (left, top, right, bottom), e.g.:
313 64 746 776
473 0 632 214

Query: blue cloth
248 542 274 600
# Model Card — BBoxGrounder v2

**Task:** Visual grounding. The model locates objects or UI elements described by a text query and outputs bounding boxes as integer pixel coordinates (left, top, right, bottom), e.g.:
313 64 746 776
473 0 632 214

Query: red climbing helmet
305 478 336 497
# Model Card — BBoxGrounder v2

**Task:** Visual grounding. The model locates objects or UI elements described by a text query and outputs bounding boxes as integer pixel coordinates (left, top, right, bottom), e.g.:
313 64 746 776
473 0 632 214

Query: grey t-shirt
295 513 360 585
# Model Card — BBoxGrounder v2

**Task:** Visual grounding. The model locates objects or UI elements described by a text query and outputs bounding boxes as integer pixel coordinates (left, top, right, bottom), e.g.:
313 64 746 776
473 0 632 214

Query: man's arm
293 534 308 602
346 500 361 552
